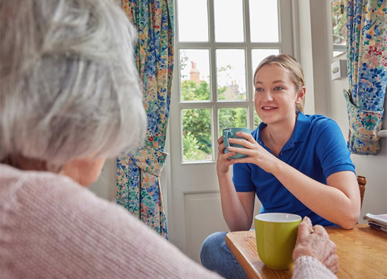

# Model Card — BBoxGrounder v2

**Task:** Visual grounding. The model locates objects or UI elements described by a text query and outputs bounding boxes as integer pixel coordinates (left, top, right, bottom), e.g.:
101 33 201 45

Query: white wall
89 158 117 201
297 0 387 221
293 0 315 115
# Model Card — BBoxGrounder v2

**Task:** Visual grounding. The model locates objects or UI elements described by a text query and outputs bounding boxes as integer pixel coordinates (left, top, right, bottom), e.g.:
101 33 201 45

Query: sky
178 0 280 93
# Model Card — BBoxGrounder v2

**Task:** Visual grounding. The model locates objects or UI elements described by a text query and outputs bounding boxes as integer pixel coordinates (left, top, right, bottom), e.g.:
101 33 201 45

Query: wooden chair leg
357 176 366 209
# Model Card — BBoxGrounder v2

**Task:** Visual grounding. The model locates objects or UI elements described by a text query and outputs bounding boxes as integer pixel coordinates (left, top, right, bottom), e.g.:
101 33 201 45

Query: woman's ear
295 86 306 104
60 157 106 187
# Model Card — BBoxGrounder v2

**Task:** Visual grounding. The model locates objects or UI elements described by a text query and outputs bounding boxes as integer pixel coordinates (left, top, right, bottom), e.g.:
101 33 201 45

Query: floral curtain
344 0 387 155
116 0 174 238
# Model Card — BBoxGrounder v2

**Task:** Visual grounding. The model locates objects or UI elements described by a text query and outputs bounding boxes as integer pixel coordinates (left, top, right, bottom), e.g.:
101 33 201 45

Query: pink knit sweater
0 164 335 278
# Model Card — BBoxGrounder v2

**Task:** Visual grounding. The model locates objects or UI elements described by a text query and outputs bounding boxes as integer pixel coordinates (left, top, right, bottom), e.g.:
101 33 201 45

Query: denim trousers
200 232 247 279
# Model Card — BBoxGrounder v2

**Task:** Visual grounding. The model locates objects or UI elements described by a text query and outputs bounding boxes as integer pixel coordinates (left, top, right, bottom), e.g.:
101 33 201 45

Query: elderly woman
0 0 338 278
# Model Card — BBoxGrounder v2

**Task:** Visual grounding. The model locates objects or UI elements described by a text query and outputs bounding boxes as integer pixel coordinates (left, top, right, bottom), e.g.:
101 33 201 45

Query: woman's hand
225 132 279 174
293 217 339 274
216 136 237 175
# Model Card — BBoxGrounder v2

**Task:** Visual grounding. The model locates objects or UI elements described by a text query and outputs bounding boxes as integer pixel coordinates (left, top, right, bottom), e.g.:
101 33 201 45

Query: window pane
214 0 244 42
177 0 208 42
182 109 212 162
180 49 211 102
251 49 280 73
254 112 262 129
249 0 279 42
216 49 246 101
218 108 248 135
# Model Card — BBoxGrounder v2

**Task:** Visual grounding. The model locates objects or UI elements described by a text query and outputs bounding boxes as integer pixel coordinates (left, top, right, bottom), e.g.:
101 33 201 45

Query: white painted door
168 0 294 263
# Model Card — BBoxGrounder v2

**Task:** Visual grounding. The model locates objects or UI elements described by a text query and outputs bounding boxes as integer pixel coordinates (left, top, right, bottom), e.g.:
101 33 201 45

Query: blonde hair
253 54 305 113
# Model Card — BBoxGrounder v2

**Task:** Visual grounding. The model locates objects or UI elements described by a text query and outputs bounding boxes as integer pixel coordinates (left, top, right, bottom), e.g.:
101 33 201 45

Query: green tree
182 108 211 155
181 80 210 101
181 79 250 161
181 79 212 161
332 1 345 44
218 108 247 134
234 108 247 127
217 86 227 101
182 131 207 161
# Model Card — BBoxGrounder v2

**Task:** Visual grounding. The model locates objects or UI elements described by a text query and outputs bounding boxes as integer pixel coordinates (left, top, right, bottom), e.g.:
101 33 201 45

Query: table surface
225 224 387 279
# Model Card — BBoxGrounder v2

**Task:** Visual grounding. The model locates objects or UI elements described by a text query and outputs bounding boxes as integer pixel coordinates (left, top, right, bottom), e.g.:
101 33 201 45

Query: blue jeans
200 232 247 279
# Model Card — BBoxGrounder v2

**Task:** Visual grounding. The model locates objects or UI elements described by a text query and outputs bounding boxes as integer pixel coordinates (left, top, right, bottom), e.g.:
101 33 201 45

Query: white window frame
174 0 293 165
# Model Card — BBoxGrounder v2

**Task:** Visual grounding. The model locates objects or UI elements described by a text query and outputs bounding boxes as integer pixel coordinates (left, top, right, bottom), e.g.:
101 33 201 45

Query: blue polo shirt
233 112 355 226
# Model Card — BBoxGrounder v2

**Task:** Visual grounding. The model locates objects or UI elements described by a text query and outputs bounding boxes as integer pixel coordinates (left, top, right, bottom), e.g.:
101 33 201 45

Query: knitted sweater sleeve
0 169 221 279
292 256 337 279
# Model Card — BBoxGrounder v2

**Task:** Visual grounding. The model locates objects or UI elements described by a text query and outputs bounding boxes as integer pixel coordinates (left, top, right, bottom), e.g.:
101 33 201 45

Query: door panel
184 192 229 262
169 0 293 262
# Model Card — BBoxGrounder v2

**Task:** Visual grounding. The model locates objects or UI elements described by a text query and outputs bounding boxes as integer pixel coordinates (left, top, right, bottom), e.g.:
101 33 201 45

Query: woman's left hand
226 132 279 173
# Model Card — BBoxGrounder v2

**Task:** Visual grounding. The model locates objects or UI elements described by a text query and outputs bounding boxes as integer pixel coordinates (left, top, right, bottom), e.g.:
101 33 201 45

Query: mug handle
223 130 230 152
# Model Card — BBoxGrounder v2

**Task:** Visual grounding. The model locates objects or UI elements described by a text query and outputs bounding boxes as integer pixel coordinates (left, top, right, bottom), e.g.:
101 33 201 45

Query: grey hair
0 0 147 167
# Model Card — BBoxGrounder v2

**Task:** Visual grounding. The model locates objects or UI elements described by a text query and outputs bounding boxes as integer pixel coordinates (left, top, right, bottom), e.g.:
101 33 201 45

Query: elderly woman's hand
293 217 339 274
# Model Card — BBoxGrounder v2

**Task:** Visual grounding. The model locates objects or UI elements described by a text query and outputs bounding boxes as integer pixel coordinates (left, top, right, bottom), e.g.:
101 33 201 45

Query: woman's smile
261 106 278 111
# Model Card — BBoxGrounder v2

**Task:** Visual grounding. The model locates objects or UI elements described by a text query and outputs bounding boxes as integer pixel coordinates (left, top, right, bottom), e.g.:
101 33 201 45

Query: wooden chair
357 175 366 209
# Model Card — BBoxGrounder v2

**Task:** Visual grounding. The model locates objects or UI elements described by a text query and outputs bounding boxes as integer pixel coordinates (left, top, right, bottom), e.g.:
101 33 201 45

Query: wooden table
226 224 387 279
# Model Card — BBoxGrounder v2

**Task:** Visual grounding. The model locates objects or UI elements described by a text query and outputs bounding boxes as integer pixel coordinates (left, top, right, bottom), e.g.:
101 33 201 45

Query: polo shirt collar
257 112 311 150
292 112 311 143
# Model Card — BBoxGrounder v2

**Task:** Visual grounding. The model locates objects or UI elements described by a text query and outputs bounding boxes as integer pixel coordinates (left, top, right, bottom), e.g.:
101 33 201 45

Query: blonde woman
201 54 359 278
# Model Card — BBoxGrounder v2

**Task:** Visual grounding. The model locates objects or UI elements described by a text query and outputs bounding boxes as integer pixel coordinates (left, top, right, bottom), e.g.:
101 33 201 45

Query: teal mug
223 127 251 159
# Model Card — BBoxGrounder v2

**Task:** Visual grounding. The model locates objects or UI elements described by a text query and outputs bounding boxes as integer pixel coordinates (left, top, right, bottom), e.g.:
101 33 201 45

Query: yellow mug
255 213 301 270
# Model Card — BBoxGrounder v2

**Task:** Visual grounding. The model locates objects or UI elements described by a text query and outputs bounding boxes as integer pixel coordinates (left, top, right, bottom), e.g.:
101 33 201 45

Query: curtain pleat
344 0 386 154
116 0 174 238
